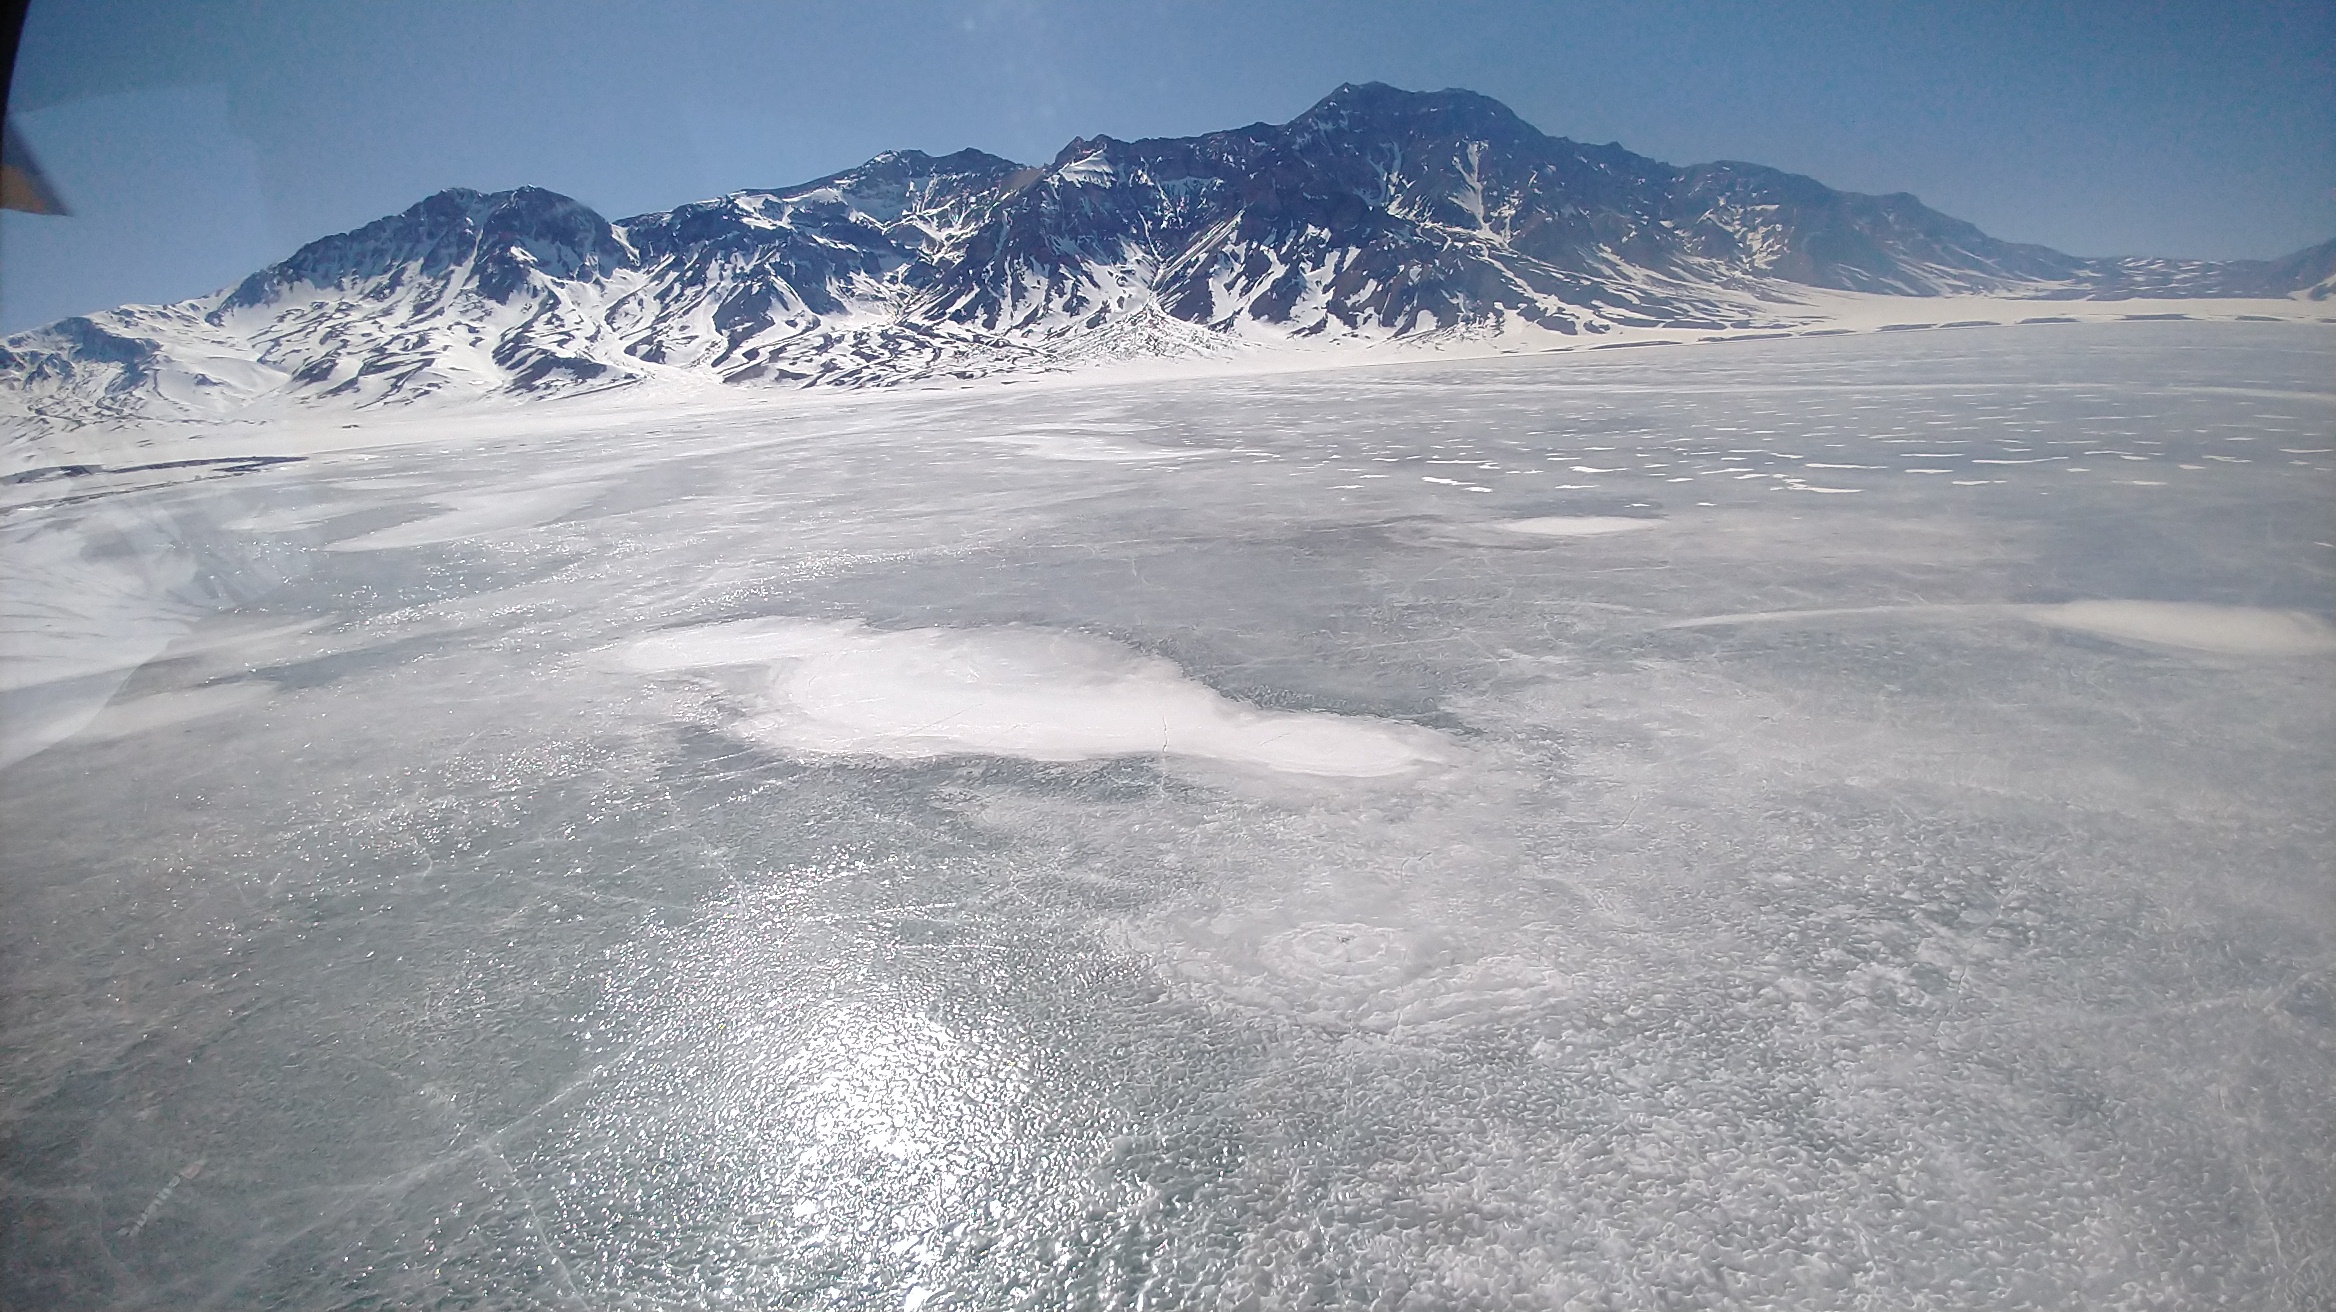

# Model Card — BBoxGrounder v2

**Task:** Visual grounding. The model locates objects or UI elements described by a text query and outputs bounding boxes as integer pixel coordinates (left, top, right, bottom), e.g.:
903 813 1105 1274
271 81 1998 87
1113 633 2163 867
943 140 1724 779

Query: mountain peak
1051 136 1120 166
850 147 1024 176
216 183 624 313
10 83 2327 426
1291 82 1536 137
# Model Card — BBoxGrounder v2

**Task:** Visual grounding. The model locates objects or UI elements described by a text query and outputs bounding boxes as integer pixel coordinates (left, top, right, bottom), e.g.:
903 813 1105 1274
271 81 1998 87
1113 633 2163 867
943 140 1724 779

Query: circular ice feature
1133 915 1580 1038
1261 923 1427 990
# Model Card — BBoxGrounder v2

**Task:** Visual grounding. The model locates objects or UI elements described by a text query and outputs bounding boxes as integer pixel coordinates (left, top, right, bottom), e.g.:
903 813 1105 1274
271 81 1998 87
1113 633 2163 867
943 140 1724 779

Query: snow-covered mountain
6 83 2331 428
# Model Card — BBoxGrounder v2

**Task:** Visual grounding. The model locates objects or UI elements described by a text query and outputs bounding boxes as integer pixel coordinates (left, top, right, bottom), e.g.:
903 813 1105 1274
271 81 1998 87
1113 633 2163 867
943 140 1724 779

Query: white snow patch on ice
1499 516 1661 538
1668 601 2336 657
621 619 1447 776
2020 601 2336 656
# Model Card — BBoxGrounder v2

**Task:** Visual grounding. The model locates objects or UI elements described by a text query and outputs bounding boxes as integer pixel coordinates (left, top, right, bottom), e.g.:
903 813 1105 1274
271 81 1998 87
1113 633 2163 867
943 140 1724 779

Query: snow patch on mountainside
5 85 2331 437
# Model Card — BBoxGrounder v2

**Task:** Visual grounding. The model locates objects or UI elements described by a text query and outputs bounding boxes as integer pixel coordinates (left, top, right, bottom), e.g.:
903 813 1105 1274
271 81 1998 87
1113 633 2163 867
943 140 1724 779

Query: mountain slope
6 83 2329 429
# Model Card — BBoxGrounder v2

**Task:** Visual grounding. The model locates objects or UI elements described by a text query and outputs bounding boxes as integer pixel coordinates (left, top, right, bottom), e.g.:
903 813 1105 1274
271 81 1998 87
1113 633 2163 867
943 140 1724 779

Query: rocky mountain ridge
5 83 2330 428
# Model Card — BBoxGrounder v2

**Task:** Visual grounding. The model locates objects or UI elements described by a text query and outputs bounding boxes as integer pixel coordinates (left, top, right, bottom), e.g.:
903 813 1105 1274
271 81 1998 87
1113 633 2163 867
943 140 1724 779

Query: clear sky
3 0 2330 334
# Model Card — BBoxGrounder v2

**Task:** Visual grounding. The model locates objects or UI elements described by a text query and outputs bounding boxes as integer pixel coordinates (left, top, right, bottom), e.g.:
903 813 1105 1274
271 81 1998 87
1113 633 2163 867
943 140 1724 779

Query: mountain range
4 82 2330 429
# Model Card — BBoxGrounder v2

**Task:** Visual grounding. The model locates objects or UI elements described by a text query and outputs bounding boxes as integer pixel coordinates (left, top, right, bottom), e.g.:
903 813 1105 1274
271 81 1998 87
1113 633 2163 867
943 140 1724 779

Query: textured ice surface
1 322 2331 1311
971 430 1211 462
321 483 608 552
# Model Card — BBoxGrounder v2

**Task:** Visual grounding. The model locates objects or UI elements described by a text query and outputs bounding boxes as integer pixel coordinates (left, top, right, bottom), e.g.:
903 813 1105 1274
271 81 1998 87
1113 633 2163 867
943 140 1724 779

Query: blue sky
3 0 2330 334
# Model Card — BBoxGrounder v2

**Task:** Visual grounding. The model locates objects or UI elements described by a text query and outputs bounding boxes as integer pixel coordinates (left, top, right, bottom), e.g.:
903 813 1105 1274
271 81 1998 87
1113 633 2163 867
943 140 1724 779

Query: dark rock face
217 187 632 314
605 149 1033 377
5 83 2328 423
2068 236 2336 301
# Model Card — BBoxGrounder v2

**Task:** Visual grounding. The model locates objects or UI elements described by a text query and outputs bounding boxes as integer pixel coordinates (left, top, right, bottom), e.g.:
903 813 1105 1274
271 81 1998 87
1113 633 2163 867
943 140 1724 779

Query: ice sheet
2 321 2330 1311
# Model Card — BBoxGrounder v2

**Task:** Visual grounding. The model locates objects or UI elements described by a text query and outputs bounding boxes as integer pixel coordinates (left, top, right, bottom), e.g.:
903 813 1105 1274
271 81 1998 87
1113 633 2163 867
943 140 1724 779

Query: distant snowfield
1 320 2331 1311
4 291 2327 480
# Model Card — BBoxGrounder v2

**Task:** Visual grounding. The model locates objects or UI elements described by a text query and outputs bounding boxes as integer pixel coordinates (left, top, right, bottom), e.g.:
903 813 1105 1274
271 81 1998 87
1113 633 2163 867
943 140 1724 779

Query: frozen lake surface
3 322 2332 1309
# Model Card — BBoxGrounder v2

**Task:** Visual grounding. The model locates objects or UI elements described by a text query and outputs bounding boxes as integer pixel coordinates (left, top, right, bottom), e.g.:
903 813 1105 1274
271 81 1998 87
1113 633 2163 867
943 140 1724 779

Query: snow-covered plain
1 321 2331 1310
